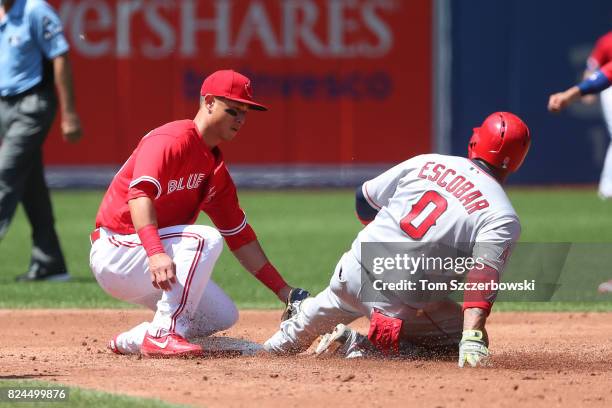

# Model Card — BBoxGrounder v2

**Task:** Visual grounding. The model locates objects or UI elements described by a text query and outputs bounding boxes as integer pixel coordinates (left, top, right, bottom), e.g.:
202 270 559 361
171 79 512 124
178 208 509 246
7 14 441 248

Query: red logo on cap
244 81 253 98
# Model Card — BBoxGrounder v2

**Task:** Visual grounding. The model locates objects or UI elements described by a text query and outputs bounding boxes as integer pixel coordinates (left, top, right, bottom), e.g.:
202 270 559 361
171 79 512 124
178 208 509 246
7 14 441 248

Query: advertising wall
45 0 433 166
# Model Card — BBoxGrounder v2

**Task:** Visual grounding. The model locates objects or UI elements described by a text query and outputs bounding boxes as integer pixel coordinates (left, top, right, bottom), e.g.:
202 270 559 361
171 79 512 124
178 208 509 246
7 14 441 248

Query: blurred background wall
42 0 612 186
449 0 612 184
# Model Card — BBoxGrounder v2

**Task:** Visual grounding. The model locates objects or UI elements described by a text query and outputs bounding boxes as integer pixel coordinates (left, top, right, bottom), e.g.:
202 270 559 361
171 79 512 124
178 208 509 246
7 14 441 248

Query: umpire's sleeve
355 184 379 225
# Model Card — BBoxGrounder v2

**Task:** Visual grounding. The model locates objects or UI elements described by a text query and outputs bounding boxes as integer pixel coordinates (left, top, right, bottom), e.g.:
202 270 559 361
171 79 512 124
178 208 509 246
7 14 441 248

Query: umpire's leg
0 88 66 276
21 147 67 273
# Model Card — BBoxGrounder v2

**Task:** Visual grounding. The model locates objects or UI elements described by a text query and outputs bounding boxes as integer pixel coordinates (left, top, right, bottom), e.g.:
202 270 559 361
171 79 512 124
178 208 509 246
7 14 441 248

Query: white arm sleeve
472 215 521 273
361 158 420 211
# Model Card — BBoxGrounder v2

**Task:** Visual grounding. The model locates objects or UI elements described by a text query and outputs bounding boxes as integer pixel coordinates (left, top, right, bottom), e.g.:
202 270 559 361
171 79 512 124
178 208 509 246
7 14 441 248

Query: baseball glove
458 329 490 368
281 287 311 321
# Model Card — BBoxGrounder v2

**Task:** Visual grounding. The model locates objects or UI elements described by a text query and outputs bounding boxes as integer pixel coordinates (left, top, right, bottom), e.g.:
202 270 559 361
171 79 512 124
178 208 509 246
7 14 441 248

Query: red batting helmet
468 112 531 173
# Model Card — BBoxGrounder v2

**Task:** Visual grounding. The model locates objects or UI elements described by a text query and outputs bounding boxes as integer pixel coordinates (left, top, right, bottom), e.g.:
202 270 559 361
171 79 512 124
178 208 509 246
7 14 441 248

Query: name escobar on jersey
417 161 490 214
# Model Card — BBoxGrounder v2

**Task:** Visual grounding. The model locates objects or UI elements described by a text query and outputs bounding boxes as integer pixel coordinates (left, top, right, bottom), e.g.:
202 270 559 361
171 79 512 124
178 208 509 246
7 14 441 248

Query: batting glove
458 330 489 368
281 288 311 321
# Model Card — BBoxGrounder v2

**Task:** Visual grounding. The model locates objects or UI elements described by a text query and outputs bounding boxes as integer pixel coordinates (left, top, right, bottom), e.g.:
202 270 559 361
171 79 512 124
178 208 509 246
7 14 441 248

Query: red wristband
462 302 492 316
137 224 165 257
462 264 497 315
254 262 287 295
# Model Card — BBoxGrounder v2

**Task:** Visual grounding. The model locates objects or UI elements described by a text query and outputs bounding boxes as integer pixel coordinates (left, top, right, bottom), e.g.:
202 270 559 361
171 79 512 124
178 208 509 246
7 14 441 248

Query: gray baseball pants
274 251 463 353
0 86 67 273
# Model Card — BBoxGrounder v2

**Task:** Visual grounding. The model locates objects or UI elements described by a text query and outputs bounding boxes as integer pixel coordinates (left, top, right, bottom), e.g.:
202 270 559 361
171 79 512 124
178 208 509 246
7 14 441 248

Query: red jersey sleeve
588 32 612 69
201 162 257 250
601 61 612 82
126 133 175 202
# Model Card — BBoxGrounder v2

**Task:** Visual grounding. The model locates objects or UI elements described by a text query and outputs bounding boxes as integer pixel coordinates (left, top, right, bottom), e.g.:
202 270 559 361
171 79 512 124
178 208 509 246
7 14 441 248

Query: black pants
0 86 67 274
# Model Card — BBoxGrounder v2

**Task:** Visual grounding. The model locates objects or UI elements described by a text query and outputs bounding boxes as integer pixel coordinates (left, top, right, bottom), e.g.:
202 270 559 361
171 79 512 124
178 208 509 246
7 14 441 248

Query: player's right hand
547 92 568 113
458 330 489 368
148 253 176 291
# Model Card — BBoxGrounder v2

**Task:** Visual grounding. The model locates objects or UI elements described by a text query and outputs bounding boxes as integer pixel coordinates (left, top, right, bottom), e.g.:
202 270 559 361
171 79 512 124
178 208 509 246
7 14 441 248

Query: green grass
0 380 189 408
0 190 360 308
508 188 612 241
0 188 611 310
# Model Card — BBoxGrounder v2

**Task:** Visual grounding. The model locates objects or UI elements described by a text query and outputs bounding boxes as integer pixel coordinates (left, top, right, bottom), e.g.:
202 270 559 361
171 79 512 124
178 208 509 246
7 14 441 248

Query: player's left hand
62 111 82 143
458 330 489 368
281 288 311 321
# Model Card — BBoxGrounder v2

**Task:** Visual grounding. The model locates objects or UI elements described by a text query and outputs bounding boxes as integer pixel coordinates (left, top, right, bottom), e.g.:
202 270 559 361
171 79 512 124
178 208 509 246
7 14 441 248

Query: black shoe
15 263 70 282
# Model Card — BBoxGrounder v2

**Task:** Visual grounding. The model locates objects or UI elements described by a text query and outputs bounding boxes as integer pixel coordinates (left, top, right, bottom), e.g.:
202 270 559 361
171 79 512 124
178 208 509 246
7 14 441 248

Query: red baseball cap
200 70 268 111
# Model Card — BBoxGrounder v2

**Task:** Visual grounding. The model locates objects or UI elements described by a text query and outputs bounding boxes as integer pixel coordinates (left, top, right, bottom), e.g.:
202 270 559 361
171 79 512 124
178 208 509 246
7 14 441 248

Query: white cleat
315 324 366 359
263 330 301 355
597 192 612 201
264 299 316 355
598 280 612 293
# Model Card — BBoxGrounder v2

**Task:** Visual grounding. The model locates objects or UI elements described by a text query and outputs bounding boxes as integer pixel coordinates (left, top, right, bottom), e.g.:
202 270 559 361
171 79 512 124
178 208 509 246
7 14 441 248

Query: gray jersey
352 154 520 274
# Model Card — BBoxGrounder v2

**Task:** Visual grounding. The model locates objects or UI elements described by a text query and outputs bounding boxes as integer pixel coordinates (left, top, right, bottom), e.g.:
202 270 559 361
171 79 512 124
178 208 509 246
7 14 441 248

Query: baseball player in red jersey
548 61 612 113
264 112 531 368
584 30 612 161
90 70 308 357
548 56 612 294
549 32 612 199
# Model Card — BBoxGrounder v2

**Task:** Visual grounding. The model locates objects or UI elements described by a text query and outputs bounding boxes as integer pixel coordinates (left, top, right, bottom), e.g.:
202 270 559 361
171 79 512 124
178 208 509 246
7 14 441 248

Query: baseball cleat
141 332 203 358
263 329 303 355
315 324 366 359
16 263 70 282
108 335 124 355
598 192 612 201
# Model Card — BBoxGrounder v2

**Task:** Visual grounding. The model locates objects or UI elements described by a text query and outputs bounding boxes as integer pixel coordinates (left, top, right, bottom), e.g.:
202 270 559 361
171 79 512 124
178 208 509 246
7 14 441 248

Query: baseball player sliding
264 112 531 367
90 70 308 358
547 60 612 294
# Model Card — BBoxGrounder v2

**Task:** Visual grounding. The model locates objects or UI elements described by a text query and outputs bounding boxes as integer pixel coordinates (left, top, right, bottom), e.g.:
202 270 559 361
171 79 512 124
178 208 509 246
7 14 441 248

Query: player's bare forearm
232 241 291 301
548 86 582 113
463 307 488 341
564 86 583 104
128 197 159 230
52 53 82 142
231 240 268 271
128 197 176 290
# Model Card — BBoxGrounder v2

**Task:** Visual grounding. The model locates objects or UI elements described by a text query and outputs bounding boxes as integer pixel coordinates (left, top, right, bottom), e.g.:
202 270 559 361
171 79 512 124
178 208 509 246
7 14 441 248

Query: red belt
90 229 101 245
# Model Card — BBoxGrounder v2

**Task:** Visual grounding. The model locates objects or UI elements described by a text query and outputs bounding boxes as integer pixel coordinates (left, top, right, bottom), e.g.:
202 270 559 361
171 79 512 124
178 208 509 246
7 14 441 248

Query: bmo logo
56 0 399 59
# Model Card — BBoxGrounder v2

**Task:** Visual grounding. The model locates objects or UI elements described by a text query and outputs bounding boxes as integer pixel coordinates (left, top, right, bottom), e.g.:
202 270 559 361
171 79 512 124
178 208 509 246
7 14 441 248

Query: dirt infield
1 310 611 408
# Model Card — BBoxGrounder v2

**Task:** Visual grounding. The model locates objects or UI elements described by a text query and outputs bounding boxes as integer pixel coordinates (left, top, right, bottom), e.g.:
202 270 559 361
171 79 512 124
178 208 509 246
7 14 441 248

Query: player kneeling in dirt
264 112 531 368
89 70 308 358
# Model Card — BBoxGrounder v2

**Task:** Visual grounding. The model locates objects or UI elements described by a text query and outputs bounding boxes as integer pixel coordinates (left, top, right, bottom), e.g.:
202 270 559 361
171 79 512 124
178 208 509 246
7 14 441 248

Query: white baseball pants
90 225 238 353
269 251 463 353
599 88 612 198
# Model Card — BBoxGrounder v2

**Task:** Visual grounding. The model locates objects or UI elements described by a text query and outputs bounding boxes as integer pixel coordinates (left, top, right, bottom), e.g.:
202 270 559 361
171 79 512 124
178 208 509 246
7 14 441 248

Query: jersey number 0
400 191 448 239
